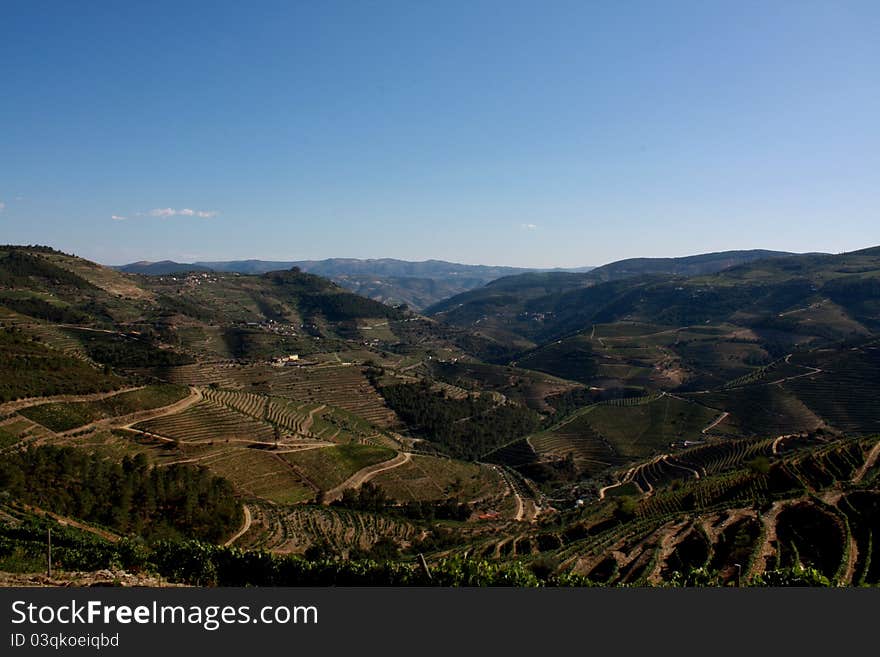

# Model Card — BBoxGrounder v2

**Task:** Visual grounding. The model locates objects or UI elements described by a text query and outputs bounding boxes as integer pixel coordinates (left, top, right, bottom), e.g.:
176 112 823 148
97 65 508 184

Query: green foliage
0 251 95 290
0 516 863 587
0 327 123 402
614 495 639 520
0 518 151 573
750 566 833 587
0 295 90 323
517 339 598 384
747 455 771 475
666 565 835 587
81 333 195 367
333 482 391 513
348 536 402 562
18 385 188 432
379 382 540 460
265 269 402 322
0 446 241 542
397 498 471 522
665 567 724 587
545 386 643 417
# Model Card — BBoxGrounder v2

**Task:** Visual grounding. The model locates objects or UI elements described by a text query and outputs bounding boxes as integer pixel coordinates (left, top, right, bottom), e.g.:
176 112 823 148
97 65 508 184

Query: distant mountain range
114 250 812 313
114 258 595 310
425 249 801 318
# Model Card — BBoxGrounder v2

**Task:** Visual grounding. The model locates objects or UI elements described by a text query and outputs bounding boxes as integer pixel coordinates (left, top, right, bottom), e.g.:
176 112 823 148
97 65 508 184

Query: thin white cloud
521 223 538 230
111 215 127 221
147 207 217 218
0 201 5 213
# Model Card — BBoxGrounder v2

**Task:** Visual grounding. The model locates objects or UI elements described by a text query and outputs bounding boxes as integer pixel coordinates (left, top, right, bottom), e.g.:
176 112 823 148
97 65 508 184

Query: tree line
0 328 122 402
0 446 241 542
378 381 540 460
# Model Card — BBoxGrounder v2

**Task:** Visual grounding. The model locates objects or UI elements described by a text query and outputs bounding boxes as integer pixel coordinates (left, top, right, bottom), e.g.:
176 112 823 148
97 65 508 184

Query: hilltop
116 257 595 310
426 249 800 319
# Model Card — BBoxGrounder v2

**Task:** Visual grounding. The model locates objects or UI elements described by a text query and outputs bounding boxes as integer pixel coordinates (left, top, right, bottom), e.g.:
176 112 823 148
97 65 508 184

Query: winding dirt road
20 503 120 544
499 467 525 521
663 456 701 479
60 386 206 436
702 411 730 435
301 404 326 434
322 452 412 503
225 504 253 546
0 387 145 415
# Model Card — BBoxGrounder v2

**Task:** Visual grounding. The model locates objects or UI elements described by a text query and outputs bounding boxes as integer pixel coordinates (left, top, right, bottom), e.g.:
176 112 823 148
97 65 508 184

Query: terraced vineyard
135 362 244 388
483 439 540 468
18 385 189 433
195 449 316 503
674 436 777 477
200 386 389 445
772 502 846 579
0 417 54 452
201 387 269 421
237 503 419 555
370 455 507 505
691 386 822 437
140 363 399 428
781 438 873 491
257 365 399 427
475 434 880 586
527 412 622 473
839 491 880 585
630 456 700 494
0 308 90 356
783 347 880 433
572 395 720 459
4 245 880 587
133 399 276 443
636 469 770 518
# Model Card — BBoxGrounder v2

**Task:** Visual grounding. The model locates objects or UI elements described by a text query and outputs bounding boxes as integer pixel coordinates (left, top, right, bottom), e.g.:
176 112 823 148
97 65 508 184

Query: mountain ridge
113 258 596 310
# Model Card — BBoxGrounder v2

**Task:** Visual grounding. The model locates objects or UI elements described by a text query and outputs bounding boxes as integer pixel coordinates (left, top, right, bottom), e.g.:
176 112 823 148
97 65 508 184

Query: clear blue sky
2 1 878 267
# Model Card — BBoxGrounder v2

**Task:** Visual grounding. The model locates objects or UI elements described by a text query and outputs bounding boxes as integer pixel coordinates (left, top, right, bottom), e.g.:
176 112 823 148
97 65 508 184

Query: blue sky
1 1 878 267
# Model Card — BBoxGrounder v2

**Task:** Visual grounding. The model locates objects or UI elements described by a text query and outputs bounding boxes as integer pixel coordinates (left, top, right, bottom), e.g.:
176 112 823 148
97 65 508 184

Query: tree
747 455 771 476
615 495 638 520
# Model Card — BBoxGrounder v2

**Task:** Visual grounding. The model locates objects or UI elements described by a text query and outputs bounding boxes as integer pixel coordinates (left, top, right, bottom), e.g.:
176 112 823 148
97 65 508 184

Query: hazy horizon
2 1 878 267
101 245 840 272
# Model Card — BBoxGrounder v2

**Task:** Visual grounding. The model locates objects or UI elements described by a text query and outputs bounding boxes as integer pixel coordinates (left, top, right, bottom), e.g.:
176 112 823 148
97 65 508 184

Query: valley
1 244 879 586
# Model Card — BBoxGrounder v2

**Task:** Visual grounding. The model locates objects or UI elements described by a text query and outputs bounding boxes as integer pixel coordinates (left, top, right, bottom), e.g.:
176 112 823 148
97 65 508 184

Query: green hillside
2 244 880 588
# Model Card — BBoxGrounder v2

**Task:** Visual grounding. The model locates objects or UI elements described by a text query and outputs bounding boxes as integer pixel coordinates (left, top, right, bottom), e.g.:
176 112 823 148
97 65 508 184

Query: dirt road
0 387 145 415
853 439 880 483
301 404 326 434
702 411 730 435
20 503 120 544
322 452 412 503
56 386 206 437
225 504 252 546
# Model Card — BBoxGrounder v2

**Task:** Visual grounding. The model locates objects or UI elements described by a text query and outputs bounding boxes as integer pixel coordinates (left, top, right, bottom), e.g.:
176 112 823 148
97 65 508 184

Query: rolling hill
3 243 880 588
116 257 596 310
426 249 800 321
